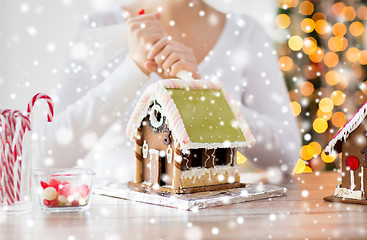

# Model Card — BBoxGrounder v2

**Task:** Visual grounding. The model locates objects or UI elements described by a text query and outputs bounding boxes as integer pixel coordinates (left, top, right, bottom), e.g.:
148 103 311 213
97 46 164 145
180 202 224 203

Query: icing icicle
361 167 364 195
351 170 355 191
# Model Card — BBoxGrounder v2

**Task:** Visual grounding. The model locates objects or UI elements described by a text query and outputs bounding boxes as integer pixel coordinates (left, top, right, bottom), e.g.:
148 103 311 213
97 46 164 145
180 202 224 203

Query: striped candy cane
0 114 8 203
27 93 54 122
4 111 30 202
4 142 15 204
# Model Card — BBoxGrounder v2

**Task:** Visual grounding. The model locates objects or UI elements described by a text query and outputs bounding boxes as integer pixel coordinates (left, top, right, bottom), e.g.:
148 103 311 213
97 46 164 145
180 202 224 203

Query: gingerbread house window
215 148 228 166
190 149 202 168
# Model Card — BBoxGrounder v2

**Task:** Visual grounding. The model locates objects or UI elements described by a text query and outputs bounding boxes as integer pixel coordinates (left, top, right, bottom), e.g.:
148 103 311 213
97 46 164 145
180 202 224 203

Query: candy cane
13 146 21 202
6 111 30 202
0 114 7 203
4 143 15 204
27 93 54 122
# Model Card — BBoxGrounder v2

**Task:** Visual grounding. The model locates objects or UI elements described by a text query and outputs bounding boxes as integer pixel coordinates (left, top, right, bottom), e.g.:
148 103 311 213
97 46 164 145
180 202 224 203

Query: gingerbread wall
141 117 174 186
341 119 367 192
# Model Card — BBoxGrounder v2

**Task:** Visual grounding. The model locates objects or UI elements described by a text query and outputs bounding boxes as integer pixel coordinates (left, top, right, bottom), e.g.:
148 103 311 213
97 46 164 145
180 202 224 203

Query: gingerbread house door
149 149 160 184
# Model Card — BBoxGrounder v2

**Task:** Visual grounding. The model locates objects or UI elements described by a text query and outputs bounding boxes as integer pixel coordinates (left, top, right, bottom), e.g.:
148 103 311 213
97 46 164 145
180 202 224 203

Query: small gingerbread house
126 79 255 193
325 101 367 202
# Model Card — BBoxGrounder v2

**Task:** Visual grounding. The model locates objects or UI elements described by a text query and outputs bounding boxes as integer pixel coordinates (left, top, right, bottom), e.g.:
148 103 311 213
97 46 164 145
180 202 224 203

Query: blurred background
1 0 367 173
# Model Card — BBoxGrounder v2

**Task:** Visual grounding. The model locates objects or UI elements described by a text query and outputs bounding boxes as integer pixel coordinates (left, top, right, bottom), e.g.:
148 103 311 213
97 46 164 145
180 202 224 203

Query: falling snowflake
27 26 37 36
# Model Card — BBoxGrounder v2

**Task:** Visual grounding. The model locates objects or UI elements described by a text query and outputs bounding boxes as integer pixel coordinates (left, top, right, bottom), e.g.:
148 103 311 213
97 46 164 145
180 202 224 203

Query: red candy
71 200 79 207
49 178 62 191
40 181 49 189
59 183 72 197
43 199 51 206
139 9 145 15
50 199 59 207
79 185 90 198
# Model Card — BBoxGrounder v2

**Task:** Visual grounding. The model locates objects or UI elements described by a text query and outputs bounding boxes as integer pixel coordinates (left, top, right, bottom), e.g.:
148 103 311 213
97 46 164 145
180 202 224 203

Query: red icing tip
139 9 145 15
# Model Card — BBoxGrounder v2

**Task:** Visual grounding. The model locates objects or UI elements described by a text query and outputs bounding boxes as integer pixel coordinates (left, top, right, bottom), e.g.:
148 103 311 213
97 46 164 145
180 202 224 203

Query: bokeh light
319 98 334 112
290 101 302 116
317 109 332 120
332 23 347 36
276 14 291 29
346 47 361 62
324 52 339 67
312 12 326 22
328 36 348 52
331 111 347 128
288 36 303 51
359 50 367 65
309 47 324 63
279 56 294 71
302 37 317 55
301 18 315 33
315 19 330 35
341 6 356 21
299 1 314 15
309 142 321 156
303 64 318 79
349 21 364 36
300 81 314 96
332 2 346 16
300 145 314 160
357 6 367 20
313 118 328 133
325 70 340 85
330 90 345 106
278 0 299 9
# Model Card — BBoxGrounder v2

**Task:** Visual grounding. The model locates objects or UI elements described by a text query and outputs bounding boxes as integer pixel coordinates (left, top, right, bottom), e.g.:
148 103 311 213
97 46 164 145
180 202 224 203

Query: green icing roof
168 89 246 144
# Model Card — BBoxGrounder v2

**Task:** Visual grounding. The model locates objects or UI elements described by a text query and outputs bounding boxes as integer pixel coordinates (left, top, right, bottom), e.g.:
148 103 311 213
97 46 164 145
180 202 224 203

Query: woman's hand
126 13 166 75
146 37 201 79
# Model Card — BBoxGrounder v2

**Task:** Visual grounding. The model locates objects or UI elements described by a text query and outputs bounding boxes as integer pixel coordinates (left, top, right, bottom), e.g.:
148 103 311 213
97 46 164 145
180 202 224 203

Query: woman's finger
126 13 158 25
154 44 177 67
162 52 180 74
170 60 199 78
147 37 170 60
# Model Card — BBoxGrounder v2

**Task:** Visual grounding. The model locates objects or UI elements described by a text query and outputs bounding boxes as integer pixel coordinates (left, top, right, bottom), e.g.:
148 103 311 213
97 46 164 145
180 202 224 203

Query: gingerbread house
126 79 255 193
325 101 367 202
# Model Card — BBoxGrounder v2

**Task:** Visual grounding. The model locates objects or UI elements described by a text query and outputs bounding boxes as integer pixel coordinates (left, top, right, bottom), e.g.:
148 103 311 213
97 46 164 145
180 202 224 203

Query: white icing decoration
149 149 160 182
204 149 211 167
211 149 216 168
166 145 172 164
362 167 364 194
148 104 164 129
334 185 363 200
230 148 234 165
351 170 355 191
181 165 238 183
143 140 148 158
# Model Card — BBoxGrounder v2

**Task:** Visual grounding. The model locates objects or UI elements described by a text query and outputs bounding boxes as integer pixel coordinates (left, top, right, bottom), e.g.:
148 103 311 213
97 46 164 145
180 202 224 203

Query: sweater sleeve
239 20 301 173
33 17 149 168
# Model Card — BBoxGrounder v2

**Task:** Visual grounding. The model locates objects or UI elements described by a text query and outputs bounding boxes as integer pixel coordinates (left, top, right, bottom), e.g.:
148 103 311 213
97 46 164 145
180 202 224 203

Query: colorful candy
40 178 90 208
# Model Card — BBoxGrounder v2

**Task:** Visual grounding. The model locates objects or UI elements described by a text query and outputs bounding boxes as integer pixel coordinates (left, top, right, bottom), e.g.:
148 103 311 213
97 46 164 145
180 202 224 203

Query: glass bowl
32 168 95 212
